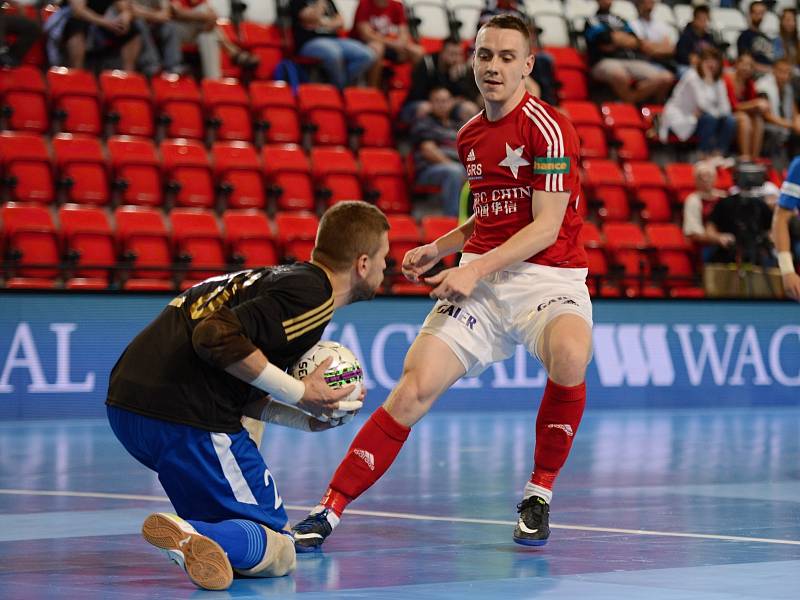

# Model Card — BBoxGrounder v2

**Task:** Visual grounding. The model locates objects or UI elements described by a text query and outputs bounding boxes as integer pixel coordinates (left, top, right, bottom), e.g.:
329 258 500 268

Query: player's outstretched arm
242 397 355 432
402 216 475 282
426 191 569 302
191 307 355 416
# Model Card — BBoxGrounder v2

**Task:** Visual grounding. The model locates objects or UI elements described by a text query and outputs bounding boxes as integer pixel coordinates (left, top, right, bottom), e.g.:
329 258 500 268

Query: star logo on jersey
467 148 476 161
498 143 530 179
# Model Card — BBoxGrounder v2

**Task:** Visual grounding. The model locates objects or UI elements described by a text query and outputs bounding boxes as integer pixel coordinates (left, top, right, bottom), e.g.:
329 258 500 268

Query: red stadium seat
5 277 58 289
421 215 458 267
603 222 650 288
52 134 109 206
250 81 301 144
310 146 362 206
343 88 394 148
298 84 348 146
644 222 691 250
122 278 174 291
574 125 608 159
544 46 587 71
2 201 60 279
223 209 278 268
160 138 214 209
580 221 603 248
202 79 253 142
58 204 115 280
0 66 48 133
170 208 226 280
100 70 154 137
624 162 671 222
262 144 315 212
601 102 647 130
212 141 265 210
0 132 53 204
274 211 318 262
612 128 649 161
388 89 407 121
47 67 102 136
359 148 410 214
114 206 171 279
645 222 698 291
582 159 629 221
386 214 421 283
152 75 204 139
107 136 163 207
664 162 696 203
561 101 603 127
65 277 108 290
238 22 285 81
561 103 607 158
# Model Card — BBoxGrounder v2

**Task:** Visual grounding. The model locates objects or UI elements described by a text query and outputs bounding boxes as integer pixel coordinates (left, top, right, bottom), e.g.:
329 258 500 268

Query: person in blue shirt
772 156 800 300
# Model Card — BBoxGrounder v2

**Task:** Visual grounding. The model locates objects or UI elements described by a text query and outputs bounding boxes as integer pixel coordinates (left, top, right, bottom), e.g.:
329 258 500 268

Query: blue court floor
0 407 798 599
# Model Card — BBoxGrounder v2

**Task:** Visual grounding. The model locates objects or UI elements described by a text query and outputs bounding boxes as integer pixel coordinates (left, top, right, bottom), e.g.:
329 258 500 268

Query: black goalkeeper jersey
107 263 334 433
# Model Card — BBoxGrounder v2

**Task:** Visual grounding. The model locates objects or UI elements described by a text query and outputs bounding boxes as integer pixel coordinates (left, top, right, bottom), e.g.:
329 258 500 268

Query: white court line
2 488 800 547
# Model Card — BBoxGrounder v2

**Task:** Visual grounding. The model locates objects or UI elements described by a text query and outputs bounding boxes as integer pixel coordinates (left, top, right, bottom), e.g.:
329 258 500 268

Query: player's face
473 27 533 107
350 231 390 303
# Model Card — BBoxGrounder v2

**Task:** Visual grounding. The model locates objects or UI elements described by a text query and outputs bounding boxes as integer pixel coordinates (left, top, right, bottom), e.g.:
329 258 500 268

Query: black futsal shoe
513 495 551 546
291 508 337 552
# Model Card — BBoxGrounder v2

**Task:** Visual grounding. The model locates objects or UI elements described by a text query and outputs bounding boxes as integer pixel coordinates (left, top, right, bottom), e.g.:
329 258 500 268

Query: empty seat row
0 204 461 290
0 133 411 214
581 221 704 298
0 68 395 148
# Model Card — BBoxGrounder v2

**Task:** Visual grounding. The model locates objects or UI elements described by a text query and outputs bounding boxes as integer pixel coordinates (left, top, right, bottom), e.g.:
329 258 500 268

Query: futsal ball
291 341 364 418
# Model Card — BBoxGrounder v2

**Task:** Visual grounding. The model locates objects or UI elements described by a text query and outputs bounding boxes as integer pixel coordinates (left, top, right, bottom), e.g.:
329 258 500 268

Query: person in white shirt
682 160 734 262
629 0 675 68
660 46 735 157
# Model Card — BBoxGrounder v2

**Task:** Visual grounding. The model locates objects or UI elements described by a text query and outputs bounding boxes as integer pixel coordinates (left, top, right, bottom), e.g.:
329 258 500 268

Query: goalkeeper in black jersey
106 201 390 590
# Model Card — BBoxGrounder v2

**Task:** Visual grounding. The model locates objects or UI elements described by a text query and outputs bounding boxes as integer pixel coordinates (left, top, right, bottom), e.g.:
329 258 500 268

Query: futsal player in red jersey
293 13 593 549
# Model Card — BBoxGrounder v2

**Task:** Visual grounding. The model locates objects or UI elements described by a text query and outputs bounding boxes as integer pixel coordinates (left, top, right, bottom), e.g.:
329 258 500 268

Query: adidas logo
547 424 574 437
467 148 475 162
353 448 375 471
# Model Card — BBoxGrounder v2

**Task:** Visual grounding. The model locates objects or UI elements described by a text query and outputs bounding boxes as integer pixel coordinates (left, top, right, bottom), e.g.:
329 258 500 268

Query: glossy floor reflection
0 408 798 599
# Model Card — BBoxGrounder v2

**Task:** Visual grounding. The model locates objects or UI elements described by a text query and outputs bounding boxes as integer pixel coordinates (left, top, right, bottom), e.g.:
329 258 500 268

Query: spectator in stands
629 0 676 71
755 58 800 166
132 0 184 75
683 160 735 262
171 0 258 80
724 52 769 161
661 47 735 158
290 0 375 89
584 0 674 104
0 5 41 67
675 5 719 76
352 0 424 88
57 0 142 71
737 0 775 75
410 86 466 217
403 37 480 123
774 8 799 71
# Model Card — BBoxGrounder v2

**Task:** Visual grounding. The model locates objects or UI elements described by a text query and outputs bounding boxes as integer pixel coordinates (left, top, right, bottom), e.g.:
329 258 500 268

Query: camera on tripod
711 163 773 263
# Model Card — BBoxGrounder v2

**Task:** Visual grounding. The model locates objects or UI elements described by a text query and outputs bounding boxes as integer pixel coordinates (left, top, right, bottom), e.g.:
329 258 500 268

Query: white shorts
419 254 593 377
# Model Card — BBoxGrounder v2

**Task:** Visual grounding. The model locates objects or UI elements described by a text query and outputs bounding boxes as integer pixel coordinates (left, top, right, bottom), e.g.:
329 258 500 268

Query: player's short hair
478 14 532 52
693 4 710 19
749 0 766 13
312 201 389 271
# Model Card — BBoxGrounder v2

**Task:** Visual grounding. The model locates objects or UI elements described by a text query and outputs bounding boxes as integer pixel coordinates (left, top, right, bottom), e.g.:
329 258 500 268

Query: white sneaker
141 512 233 590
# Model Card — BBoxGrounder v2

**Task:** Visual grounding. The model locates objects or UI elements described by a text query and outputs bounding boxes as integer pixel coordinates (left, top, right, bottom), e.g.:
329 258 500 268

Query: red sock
322 406 411 516
530 378 586 490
